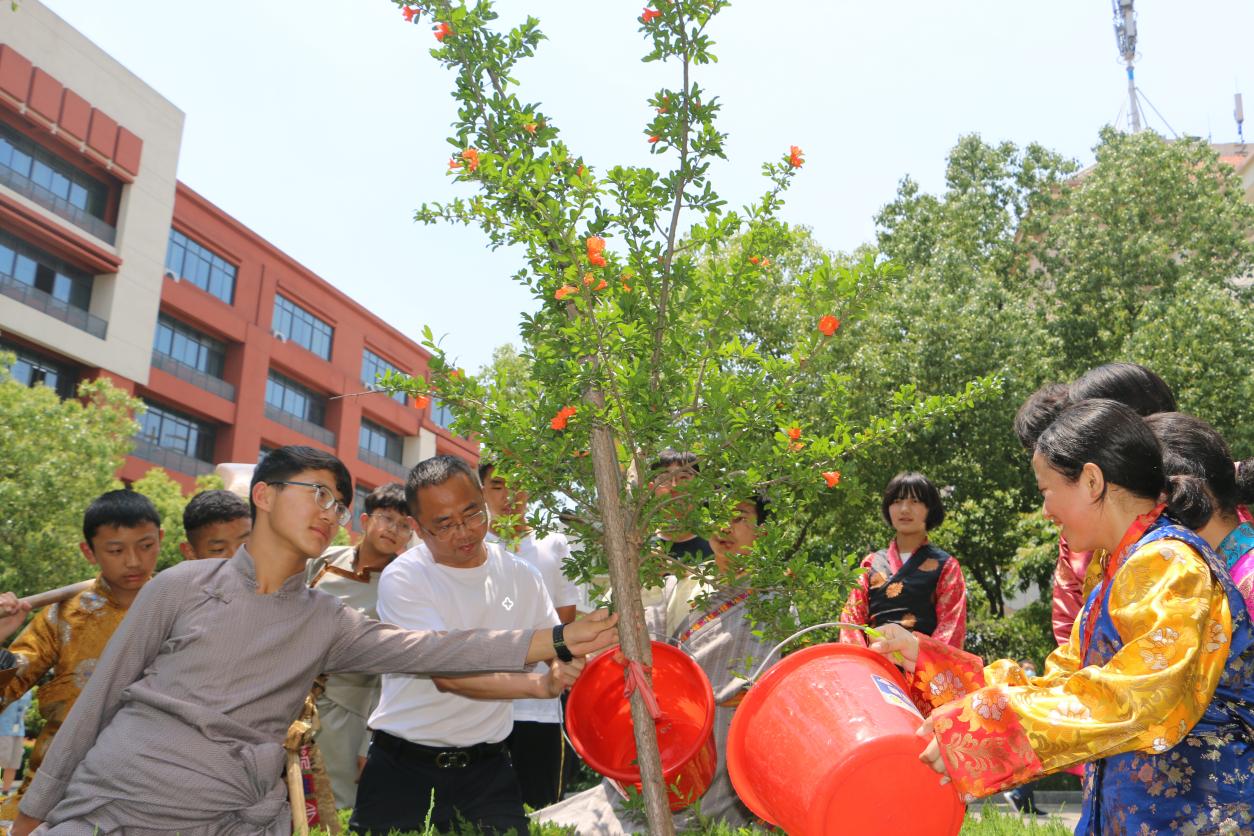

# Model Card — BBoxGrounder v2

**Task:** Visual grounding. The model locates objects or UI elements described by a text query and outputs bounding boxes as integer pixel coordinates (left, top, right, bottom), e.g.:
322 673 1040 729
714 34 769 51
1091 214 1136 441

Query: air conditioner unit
272 330 287 342
164 270 180 282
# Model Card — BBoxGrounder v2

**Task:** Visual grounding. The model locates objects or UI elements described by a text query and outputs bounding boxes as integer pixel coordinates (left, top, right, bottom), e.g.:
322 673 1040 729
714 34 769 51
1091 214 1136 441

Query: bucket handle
747 621 904 683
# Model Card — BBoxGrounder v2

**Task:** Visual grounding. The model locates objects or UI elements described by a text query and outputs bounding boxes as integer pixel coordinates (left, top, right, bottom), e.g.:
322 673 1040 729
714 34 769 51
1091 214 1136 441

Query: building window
273 295 333 360
265 370 327 426
432 399 455 430
153 315 227 378
138 401 216 462
361 348 407 404
360 420 403 464
0 123 113 242
164 228 236 304
0 229 93 311
2 342 77 399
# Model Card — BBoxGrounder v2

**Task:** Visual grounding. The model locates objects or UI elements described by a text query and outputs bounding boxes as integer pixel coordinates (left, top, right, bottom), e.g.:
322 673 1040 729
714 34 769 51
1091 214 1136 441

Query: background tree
0 359 140 594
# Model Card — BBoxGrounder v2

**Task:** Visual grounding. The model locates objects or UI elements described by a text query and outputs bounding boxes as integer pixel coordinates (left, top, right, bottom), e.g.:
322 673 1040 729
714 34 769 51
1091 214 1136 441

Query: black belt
371 729 507 769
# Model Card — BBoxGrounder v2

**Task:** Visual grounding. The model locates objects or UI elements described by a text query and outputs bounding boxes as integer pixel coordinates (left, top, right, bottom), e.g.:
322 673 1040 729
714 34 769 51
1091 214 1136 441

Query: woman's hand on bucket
916 717 950 785
867 623 919 674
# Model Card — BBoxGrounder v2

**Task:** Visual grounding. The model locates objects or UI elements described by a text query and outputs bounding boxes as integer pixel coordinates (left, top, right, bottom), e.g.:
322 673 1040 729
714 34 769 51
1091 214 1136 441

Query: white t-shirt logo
502 597 514 611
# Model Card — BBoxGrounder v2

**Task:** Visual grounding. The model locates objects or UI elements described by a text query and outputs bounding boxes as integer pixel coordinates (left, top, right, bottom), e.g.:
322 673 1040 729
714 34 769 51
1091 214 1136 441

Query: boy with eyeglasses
10 446 618 835
350 456 582 836
306 482 410 809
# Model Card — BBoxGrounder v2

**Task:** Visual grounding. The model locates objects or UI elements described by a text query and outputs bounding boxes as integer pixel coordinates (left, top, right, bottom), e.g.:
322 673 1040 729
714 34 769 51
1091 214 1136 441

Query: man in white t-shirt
349 456 583 836
480 459 581 809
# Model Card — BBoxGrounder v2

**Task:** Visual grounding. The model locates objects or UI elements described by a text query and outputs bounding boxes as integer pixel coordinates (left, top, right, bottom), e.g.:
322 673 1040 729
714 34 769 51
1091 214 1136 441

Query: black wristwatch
552 623 574 662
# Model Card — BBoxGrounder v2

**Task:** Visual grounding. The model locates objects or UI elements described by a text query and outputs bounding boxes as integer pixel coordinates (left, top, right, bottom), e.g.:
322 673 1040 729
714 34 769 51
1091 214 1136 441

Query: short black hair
881 472 945 530
477 458 497 483
1069 363 1177 418
1145 412 1254 528
364 482 408 516
1035 399 1164 505
404 455 479 518
749 493 770 525
249 445 353 521
184 490 250 535
1014 382 1070 450
650 448 698 472
83 489 161 544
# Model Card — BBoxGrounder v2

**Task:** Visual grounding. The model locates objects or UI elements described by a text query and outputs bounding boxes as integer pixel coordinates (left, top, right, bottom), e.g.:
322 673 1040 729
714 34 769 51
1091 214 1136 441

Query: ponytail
1164 473 1213 530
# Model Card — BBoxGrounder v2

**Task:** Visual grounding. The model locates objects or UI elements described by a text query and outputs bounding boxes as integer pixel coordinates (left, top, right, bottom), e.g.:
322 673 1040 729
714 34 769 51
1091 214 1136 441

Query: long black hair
1145 413 1254 529
1035 399 1165 503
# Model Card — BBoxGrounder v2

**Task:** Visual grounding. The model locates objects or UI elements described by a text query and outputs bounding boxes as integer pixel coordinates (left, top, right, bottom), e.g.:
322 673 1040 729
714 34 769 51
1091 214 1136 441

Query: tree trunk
588 422 676 836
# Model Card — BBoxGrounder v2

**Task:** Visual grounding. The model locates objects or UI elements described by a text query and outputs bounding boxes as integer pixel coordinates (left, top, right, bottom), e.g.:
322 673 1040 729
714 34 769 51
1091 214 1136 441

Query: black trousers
506 720 572 809
349 734 528 835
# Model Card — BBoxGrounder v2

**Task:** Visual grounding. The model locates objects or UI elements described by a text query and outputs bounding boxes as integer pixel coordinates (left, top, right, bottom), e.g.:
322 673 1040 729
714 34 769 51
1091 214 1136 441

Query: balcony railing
0 274 107 339
131 437 215 477
358 447 409 479
0 164 117 245
264 403 336 447
151 350 235 401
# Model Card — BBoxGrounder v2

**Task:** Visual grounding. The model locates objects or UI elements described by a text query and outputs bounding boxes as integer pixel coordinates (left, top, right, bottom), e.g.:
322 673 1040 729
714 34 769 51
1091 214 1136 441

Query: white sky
37 0 1254 373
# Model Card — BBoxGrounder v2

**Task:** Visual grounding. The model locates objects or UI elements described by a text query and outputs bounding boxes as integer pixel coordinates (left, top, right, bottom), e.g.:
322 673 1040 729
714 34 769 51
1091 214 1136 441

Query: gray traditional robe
20 548 532 834
535 584 779 834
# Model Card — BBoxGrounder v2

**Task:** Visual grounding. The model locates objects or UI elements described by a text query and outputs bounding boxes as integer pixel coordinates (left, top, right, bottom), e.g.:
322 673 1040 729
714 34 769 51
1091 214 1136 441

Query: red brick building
1 5 474 514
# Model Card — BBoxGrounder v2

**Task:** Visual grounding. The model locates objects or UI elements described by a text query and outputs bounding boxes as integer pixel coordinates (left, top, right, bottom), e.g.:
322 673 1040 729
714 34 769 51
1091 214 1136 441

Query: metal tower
1112 0 1142 132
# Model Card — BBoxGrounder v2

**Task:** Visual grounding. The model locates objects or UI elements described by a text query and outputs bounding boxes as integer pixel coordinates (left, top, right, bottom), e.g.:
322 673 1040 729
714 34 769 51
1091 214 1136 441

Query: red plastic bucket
726 642 965 836
565 641 717 811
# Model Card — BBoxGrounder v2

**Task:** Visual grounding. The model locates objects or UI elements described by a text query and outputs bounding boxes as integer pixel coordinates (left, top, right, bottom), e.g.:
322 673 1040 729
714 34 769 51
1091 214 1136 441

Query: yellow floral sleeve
1 605 60 708
910 538 1233 799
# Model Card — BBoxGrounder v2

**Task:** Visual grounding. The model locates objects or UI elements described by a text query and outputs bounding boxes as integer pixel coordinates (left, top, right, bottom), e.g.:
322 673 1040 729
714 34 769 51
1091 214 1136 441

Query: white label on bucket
872 674 923 719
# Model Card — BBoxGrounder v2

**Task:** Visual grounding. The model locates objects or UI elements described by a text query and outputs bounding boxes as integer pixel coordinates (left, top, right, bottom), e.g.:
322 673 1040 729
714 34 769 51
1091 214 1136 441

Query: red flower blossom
823 471 842 488
593 278 608 291
818 314 840 336
788 145 805 168
761 258 771 267
461 147 479 172
448 157 461 171
412 395 431 409
648 135 661 144
555 285 578 300
641 7 661 23
449 369 463 379
582 273 595 286
401 5 421 22
787 426 802 441
586 236 607 267
748 255 760 265
550 405 578 431
524 122 537 134
433 21 452 41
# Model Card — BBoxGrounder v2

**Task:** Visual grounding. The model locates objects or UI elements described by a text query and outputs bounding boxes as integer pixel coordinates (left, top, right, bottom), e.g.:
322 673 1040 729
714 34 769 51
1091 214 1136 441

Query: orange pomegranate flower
787 426 802 441
818 314 840 336
402 5 420 22
641 7 661 23
434 21 452 41
555 285 578 300
823 471 842 488
748 256 761 265
550 405 578 431
582 273 595 286
593 278 608 291
524 122 537 134
788 145 805 168
648 135 661 144
586 236 607 267
461 148 479 172
412 395 431 409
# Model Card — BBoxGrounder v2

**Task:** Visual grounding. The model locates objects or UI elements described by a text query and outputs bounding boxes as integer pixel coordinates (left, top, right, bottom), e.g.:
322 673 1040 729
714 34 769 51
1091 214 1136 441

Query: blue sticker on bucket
871 674 923 718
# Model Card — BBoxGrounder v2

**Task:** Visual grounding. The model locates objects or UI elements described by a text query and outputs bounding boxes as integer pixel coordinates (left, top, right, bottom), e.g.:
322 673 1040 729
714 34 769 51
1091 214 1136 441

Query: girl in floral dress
870 399 1254 835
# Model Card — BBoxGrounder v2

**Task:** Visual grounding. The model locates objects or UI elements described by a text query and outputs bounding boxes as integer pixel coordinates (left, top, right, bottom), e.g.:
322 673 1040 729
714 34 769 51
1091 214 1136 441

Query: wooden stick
19 580 94 609
286 750 309 835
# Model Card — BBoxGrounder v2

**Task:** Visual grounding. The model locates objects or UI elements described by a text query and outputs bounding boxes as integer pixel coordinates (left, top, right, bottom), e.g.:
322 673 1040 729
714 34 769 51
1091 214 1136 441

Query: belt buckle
436 750 470 769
